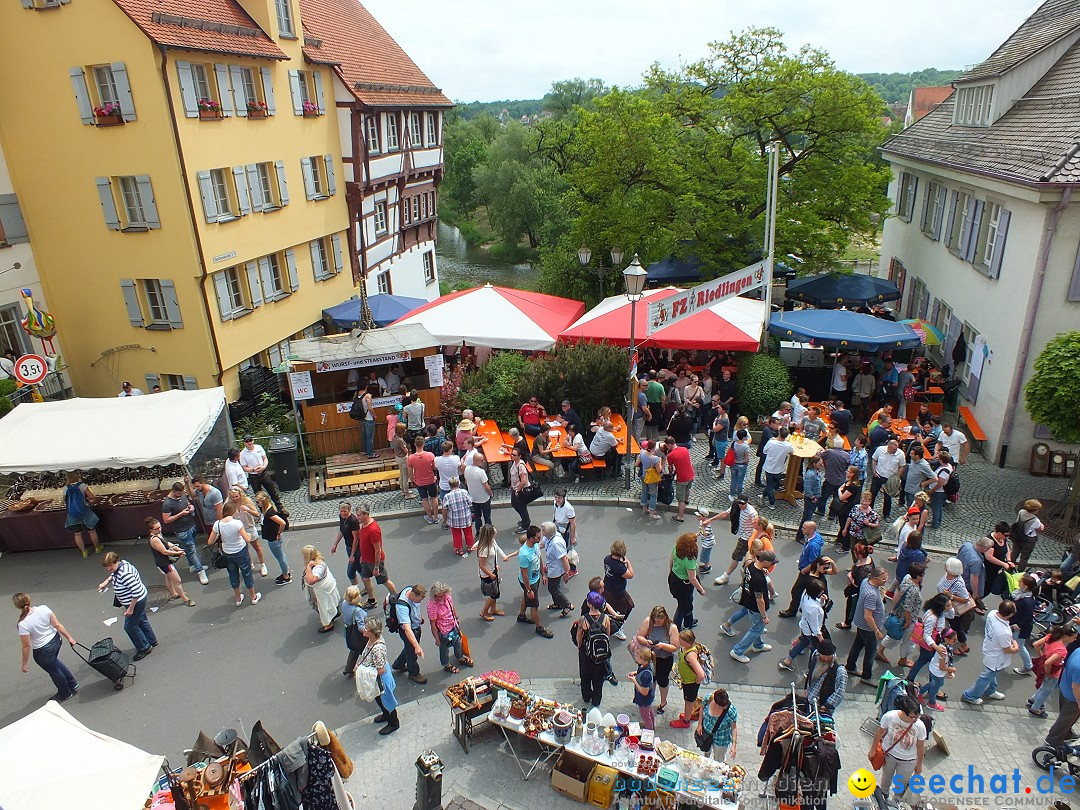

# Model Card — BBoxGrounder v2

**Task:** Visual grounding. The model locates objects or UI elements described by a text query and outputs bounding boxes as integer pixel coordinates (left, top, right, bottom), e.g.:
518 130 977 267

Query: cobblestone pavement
282 439 1072 559
337 676 1055 810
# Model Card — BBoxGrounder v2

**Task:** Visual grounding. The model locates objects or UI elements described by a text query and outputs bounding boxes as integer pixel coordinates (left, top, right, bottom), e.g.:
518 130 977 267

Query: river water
435 220 538 290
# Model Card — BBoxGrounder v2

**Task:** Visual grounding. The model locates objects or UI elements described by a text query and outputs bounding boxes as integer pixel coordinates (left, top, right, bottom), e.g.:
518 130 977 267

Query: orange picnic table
475 418 516 465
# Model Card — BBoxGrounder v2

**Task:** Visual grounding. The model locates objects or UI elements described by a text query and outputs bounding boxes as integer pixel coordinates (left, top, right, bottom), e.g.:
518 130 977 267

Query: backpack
581 614 611 665
694 643 715 684
942 466 960 497
383 590 405 634
64 482 88 518
1010 518 1033 547
349 396 366 421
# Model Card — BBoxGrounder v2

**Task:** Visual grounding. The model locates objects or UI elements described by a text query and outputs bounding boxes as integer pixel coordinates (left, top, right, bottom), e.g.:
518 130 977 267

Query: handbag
354 665 381 701
911 618 937 651
723 446 736 466
870 720 918 770
884 614 905 640
209 543 228 570
955 598 977 616
694 704 730 752
567 547 580 567
519 480 544 505
480 575 500 598
345 612 366 653
657 473 675 506
461 630 471 660
643 465 662 485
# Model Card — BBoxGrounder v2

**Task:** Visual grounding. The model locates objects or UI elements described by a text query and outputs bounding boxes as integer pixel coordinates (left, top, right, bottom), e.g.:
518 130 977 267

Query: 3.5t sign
13 354 48 385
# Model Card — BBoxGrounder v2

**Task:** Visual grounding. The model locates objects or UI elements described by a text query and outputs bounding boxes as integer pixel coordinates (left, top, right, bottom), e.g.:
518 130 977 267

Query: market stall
0 388 229 552
0 701 164 810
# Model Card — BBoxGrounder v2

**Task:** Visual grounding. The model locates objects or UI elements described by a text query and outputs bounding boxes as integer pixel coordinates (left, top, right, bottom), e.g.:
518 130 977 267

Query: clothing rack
235 732 320 782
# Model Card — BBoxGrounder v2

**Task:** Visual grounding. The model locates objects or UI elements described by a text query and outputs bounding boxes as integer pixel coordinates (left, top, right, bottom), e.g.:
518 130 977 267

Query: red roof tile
111 0 287 60
298 0 450 108
910 86 953 122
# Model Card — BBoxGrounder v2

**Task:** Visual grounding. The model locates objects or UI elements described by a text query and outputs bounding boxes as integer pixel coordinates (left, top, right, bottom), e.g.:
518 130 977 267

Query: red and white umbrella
559 287 766 351
392 284 586 351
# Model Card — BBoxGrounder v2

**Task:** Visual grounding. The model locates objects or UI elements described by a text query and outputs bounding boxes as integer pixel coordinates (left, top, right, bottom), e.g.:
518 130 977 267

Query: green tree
1025 332 1080 443
441 114 498 218
522 342 629 426
542 78 608 120
736 352 792 419
457 351 532 427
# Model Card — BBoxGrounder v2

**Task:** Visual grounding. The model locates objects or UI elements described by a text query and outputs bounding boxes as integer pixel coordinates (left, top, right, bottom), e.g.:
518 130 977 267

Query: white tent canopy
0 701 163 810
0 387 227 474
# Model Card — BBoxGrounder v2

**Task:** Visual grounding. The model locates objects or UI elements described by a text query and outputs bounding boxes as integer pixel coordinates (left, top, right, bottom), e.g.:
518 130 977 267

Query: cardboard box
551 750 594 803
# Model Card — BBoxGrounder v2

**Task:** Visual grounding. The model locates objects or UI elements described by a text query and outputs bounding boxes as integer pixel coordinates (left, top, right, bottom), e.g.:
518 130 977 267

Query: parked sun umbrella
898 318 945 346
784 272 901 307
768 309 921 351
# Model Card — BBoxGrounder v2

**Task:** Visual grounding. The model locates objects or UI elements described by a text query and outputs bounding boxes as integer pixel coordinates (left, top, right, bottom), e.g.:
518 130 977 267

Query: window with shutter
0 194 29 245
230 66 248 116
117 176 149 230
261 68 276 115
275 160 290 206
963 200 984 262
275 0 295 37
331 233 343 276
259 256 280 300
285 249 299 292
182 375 199 390
323 155 336 196
160 279 184 328
246 164 264 212
145 374 161 393
175 61 198 118
986 208 1010 279
120 279 145 327
313 71 325 114
142 279 169 326
213 271 235 320
232 166 251 215
110 63 136 122
245 262 263 307
69 67 93 125
135 175 159 229
96 177 121 230
301 157 316 199
197 170 218 223
310 239 330 281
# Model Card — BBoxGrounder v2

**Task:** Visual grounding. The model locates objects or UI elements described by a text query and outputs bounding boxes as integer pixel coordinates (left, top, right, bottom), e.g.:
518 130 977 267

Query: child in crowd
918 627 956 711
630 647 657 730
695 507 720 575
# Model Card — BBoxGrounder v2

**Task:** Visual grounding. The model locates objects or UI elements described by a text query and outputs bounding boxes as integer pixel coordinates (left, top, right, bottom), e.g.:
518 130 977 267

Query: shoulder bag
643 457 662 485
480 556 501 599
694 704 729 752
345 609 367 653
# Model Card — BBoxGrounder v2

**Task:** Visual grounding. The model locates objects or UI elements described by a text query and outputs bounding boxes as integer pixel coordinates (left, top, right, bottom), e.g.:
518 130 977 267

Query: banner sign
647 261 767 335
335 394 402 414
314 351 411 372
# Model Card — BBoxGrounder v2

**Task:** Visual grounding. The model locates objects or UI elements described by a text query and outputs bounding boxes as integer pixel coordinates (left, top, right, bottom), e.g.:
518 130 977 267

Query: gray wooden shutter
230 66 247 116
213 273 234 320
261 68 275 115
182 375 198 390
323 155 336 196
160 279 183 328
964 200 984 262
919 290 929 320
247 261 264 307
111 62 136 122
135 175 159 228
214 64 234 116
275 160 289 206
908 177 918 220
0 194 29 244
288 70 303 115
932 185 947 240
313 71 325 114
246 164 264 212
920 186 932 232
301 157 316 199
232 166 251 216
989 209 1010 278
944 192 958 248
331 233 343 275
309 240 326 280
120 279 144 326
285 248 299 291
946 315 962 369
20 0 33 8
145 374 160 392
197 170 218 223
69 67 93 125
96 177 121 230
176 61 198 118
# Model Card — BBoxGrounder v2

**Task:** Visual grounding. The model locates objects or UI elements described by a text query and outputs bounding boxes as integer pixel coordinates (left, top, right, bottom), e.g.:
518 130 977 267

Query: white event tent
0 701 164 810
0 387 227 474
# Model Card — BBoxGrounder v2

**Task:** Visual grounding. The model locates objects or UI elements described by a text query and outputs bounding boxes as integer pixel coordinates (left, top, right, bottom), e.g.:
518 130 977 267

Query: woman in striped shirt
97 551 157 660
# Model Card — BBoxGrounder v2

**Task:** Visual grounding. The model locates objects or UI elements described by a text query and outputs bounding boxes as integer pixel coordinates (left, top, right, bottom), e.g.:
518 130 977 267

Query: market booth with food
0 388 231 552
287 323 444 499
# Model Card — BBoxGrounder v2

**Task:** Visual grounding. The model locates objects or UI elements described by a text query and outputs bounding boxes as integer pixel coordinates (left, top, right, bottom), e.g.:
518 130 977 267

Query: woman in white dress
302 545 341 632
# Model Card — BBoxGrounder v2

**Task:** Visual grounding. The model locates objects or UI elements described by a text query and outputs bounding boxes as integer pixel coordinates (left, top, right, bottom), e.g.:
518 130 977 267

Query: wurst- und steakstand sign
647 261 767 336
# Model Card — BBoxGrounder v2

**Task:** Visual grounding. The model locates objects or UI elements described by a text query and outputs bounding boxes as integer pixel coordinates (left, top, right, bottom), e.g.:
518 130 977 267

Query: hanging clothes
300 745 342 810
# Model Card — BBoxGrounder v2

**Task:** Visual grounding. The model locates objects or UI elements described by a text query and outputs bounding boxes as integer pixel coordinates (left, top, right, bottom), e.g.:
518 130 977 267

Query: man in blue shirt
517 526 553 638
392 583 428 684
780 522 824 617
956 538 990 603
1046 645 1080 752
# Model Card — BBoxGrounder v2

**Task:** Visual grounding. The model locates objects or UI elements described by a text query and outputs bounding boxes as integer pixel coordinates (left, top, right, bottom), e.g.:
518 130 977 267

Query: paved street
0 502 1069 808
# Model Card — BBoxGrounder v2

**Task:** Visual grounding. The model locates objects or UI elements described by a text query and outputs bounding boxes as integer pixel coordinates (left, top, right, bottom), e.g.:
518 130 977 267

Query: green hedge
736 352 792 420
0 379 17 418
458 351 532 427
522 342 628 425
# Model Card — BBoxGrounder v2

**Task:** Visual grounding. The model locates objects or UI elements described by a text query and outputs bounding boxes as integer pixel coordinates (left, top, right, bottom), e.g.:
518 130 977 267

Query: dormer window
954 84 994 126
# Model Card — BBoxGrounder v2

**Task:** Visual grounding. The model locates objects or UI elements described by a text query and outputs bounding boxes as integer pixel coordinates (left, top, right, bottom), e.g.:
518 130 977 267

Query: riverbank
436 219 540 290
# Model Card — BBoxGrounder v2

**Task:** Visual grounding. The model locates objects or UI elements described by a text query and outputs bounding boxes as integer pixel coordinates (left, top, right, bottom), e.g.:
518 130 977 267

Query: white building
879 0 1080 467
0 141 68 398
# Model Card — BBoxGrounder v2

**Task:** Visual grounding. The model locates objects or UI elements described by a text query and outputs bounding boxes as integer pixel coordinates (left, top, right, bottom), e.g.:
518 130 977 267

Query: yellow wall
0 2 354 400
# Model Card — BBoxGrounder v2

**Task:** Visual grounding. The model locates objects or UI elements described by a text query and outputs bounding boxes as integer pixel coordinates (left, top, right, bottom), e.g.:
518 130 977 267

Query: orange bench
957 406 987 449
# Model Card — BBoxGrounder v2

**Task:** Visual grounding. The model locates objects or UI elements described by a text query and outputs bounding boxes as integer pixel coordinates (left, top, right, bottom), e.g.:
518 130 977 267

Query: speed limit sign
14 354 48 385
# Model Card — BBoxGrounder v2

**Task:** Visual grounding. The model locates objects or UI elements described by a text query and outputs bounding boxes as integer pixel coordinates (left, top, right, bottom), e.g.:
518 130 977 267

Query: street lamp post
622 254 648 489
578 244 624 301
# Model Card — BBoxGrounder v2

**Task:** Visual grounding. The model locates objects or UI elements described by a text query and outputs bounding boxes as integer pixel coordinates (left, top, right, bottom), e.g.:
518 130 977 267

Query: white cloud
358 0 1044 101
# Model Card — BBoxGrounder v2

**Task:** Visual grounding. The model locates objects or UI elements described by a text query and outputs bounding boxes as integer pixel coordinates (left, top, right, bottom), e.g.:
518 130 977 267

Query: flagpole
761 142 780 349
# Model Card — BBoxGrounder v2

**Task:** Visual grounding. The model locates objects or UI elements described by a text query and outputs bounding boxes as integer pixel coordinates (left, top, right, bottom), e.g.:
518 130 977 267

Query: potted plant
302 100 320 117
247 99 269 118
93 101 124 126
198 98 223 119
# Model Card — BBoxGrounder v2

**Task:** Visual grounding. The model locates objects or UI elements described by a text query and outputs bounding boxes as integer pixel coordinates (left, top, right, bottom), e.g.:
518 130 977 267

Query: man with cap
117 381 143 397
803 642 847 714
240 435 287 516
554 399 584 436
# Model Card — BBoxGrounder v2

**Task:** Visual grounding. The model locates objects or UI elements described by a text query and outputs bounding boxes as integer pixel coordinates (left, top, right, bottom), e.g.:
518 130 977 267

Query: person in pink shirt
426 581 473 674
663 436 695 523
408 436 439 525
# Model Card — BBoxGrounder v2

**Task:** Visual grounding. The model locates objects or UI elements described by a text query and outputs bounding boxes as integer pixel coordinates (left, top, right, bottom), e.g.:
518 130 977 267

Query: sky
360 0 1042 102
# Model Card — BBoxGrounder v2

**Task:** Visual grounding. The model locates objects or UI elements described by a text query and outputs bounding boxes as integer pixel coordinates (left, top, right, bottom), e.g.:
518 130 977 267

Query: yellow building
0 0 379 398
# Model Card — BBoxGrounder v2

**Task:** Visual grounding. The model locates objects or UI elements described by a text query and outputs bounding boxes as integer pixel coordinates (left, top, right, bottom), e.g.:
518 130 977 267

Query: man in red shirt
355 503 396 608
408 435 439 525
663 436 695 523
517 396 545 437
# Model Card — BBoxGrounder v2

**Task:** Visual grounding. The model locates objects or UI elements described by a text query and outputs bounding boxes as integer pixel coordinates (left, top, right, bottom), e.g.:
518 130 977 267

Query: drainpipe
997 186 1072 467
158 45 225 388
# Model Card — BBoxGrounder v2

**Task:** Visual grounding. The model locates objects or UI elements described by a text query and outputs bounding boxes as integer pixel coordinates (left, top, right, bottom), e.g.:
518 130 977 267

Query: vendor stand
0 388 229 552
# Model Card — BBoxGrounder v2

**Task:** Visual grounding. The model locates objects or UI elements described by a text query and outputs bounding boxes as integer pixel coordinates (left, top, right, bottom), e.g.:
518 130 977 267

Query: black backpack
349 396 366 421
942 466 960 497
581 613 611 665
384 590 405 633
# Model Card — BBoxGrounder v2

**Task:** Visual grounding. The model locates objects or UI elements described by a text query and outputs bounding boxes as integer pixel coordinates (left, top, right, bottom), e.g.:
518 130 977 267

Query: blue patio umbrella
322 294 428 329
784 272 901 306
646 254 703 284
768 309 921 351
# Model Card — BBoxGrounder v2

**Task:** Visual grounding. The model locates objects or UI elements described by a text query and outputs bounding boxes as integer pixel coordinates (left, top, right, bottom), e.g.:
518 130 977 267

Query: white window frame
921 181 943 238
931 299 952 365
274 0 295 37
296 70 311 107
411 196 420 222
264 253 287 298
377 271 391 295
897 172 916 222
224 267 246 313
425 112 437 146
92 65 119 105
948 190 973 252
191 63 214 105
978 202 1003 270
959 322 979 385
311 237 331 280
209 168 235 220
118 175 148 228
366 116 381 154
907 277 928 320
142 279 168 324
0 303 29 355
409 112 422 146
256 162 277 209
385 113 400 150
423 251 435 284
373 201 387 236
240 68 260 108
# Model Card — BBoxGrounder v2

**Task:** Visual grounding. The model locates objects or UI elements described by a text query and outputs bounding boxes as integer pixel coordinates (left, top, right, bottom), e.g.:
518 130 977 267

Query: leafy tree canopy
856 68 962 105
1025 331 1080 443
